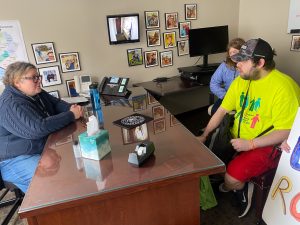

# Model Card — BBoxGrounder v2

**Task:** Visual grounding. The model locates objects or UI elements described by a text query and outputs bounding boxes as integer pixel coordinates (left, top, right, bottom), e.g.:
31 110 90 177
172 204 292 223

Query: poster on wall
0 20 28 84
287 0 300 33
263 108 300 224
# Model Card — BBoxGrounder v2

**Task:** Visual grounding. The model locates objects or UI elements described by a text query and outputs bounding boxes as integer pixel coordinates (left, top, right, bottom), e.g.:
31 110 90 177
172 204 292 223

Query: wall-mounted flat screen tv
107 13 140 45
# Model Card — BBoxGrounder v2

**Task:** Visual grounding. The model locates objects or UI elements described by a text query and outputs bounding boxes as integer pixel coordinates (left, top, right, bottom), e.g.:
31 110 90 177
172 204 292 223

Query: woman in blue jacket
0 62 83 193
209 38 245 115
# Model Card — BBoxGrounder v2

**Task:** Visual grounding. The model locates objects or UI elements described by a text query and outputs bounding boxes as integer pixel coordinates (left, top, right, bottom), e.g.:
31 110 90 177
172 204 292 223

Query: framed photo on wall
38 66 62 87
179 21 191 38
160 50 173 68
177 40 189 56
59 52 81 72
144 50 159 68
32 42 57 64
163 32 176 49
127 48 143 66
146 29 161 47
165 12 178 30
290 35 300 51
185 4 197 20
48 90 60 99
145 11 160 29
66 79 79 97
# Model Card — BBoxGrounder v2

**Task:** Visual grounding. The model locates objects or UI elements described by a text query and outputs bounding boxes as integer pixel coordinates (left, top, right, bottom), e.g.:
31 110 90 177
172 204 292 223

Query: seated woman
209 38 245 115
0 62 83 193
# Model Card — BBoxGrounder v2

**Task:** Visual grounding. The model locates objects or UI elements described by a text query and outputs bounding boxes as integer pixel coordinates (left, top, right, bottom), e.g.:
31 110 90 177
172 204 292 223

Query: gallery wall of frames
29 4 197 98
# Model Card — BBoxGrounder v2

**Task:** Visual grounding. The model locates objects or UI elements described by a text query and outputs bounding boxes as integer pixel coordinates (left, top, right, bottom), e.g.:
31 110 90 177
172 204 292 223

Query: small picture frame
177 40 189 56
290 35 300 51
121 124 149 145
179 21 191 38
59 52 81 73
165 12 179 30
132 94 147 112
152 105 165 120
127 48 143 66
146 29 161 47
31 42 57 64
144 50 159 68
66 79 79 97
147 92 158 105
153 118 166 134
145 11 160 29
163 31 176 49
39 66 62 87
48 90 60 99
160 51 173 68
185 4 197 20
170 114 180 127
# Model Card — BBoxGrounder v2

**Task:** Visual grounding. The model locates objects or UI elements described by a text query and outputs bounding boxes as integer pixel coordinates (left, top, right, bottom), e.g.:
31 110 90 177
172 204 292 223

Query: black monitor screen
107 13 140 45
189 25 229 57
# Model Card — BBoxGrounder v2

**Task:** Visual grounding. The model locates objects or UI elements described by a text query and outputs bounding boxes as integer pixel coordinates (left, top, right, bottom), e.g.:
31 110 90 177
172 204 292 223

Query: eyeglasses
23 75 42 83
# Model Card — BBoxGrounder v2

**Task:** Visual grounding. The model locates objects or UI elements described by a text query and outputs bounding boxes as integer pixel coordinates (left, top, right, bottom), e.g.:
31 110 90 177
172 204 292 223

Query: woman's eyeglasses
23 75 42 83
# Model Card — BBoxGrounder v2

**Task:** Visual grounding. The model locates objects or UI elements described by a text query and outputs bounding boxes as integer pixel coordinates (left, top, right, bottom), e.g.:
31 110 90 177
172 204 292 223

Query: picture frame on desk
32 42 57 64
132 95 147 112
121 124 149 145
59 52 81 73
39 66 62 87
145 11 160 29
160 50 173 68
153 118 166 134
146 29 161 47
48 90 60 99
185 4 197 20
177 40 189 56
66 79 79 97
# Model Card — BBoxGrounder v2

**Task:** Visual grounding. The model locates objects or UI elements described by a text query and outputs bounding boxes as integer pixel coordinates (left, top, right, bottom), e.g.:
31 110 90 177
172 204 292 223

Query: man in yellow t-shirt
198 38 300 218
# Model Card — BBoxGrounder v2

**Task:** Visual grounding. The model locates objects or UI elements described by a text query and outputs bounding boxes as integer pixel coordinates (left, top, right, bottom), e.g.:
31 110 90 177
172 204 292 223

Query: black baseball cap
231 38 274 62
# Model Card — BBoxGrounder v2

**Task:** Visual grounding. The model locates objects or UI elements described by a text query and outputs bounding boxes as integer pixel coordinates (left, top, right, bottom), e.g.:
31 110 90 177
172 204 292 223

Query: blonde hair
2 61 36 86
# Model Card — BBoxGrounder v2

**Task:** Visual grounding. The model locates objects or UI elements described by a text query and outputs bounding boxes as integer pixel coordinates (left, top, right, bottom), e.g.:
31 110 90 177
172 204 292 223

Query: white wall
1 0 240 97
238 0 300 84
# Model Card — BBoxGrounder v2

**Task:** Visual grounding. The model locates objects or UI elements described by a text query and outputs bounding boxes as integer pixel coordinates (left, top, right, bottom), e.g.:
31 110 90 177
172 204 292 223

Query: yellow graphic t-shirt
221 69 300 139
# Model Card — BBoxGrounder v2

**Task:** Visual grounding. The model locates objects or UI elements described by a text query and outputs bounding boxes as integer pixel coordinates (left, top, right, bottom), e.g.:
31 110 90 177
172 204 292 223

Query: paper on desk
87 115 99 136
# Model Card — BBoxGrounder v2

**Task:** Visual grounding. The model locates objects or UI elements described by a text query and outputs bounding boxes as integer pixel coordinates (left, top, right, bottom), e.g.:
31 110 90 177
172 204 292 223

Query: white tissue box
78 130 111 160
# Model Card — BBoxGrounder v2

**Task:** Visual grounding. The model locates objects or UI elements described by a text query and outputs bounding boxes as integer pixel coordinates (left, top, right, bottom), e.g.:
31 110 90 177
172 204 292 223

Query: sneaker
235 182 254 218
218 182 230 193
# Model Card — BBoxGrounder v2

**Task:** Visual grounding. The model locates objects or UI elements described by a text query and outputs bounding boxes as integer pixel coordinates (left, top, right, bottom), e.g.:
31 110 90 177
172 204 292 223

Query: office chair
0 172 24 225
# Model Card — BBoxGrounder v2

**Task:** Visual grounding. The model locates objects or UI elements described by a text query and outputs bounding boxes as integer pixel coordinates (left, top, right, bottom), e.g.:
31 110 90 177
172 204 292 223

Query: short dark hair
252 49 277 71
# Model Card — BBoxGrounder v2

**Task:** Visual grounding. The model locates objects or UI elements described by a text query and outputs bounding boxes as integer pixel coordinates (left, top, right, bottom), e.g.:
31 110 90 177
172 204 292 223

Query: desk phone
98 76 130 97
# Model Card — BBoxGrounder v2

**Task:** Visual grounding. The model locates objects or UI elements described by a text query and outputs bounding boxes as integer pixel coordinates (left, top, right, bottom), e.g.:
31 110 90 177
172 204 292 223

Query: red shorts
227 146 281 182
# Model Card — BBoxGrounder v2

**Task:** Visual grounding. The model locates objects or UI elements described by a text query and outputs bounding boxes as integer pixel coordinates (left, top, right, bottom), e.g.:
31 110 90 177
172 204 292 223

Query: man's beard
241 68 261 80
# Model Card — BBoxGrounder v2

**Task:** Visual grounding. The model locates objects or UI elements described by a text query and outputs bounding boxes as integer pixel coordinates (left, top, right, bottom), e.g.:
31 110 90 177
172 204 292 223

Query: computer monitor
189 25 229 67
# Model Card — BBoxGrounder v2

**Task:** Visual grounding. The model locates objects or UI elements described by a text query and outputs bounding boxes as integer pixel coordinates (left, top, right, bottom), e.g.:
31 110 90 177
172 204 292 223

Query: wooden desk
134 76 212 115
19 91 224 225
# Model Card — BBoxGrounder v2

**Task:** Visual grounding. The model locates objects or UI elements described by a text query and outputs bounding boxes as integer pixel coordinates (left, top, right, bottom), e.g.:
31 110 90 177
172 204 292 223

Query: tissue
78 115 111 160
86 115 99 136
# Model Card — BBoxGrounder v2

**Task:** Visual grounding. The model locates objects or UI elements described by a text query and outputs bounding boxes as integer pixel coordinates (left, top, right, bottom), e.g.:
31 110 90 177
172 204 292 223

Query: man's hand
197 134 207 143
230 138 251 152
70 104 83 119
280 139 290 153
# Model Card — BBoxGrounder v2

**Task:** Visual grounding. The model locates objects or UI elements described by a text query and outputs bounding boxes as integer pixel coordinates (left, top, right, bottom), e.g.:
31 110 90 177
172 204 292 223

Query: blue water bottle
89 82 104 128
290 136 300 171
